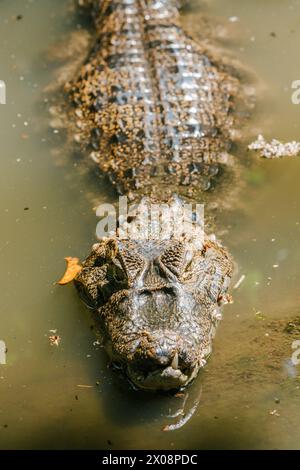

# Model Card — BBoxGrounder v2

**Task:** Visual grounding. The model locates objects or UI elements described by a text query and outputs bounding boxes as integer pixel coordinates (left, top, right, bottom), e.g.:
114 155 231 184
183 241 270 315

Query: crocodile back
70 0 237 199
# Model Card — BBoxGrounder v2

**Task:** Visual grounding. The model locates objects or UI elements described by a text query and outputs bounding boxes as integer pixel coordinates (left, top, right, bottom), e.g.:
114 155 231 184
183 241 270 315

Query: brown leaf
57 257 82 285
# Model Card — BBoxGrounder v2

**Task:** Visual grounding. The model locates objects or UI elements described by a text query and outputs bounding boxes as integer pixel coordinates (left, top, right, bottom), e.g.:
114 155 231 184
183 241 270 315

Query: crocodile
64 0 244 390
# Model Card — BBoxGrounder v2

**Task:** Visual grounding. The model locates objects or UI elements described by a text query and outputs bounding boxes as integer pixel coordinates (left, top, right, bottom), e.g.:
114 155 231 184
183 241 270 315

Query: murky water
0 0 300 450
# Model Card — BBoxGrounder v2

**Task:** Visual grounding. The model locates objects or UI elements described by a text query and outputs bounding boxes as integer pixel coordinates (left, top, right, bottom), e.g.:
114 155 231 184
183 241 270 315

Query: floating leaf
57 257 82 285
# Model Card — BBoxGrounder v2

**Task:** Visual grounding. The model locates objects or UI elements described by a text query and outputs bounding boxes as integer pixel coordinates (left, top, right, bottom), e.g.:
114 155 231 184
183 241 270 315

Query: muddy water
0 0 300 450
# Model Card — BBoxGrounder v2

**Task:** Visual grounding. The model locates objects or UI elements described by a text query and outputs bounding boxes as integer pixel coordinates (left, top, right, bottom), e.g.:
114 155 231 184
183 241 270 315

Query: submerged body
68 0 241 390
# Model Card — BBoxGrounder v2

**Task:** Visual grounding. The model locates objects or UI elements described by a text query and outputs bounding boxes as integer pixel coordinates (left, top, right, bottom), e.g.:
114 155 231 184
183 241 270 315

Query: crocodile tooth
171 352 179 370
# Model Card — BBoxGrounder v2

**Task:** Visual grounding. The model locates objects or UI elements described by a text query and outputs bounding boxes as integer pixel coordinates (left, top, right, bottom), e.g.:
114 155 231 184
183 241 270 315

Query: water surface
0 0 300 449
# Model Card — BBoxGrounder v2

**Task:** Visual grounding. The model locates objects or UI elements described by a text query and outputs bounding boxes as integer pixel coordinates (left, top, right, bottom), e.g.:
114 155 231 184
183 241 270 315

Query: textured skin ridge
70 0 237 199
68 0 240 390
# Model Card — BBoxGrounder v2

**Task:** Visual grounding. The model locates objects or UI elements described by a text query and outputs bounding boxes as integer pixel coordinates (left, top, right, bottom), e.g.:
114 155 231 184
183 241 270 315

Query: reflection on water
0 0 300 449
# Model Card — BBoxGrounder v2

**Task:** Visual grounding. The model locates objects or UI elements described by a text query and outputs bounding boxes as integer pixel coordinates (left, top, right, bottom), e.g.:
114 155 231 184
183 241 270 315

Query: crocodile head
74 236 233 391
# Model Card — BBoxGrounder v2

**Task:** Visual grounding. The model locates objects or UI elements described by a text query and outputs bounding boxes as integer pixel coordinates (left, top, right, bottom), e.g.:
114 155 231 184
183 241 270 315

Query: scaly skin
67 0 240 390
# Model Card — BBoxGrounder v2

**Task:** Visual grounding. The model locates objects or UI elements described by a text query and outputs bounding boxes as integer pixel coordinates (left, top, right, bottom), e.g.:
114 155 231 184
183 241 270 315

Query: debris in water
57 257 82 285
77 384 93 389
248 134 300 158
233 274 246 290
49 334 61 347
